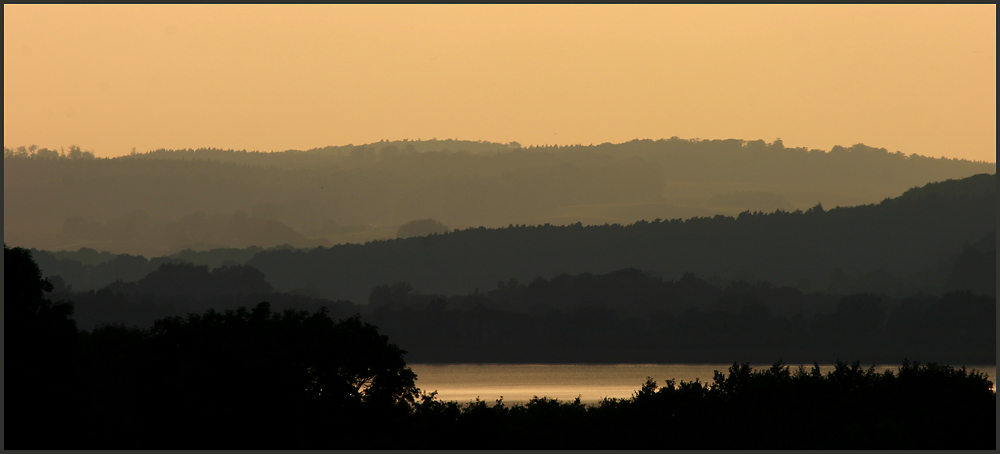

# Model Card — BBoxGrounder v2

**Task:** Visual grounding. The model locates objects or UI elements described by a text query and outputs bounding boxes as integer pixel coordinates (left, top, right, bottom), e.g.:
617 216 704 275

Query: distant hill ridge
12 138 992 167
113 138 994 166
5 138 994 258
894 172 997 200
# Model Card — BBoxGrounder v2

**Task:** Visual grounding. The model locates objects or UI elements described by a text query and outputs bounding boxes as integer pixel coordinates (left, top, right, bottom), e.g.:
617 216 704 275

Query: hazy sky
4 5 996 162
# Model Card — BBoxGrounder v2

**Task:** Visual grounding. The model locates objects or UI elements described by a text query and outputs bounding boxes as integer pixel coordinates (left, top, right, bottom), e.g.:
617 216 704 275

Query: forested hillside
32 173 995 303
26 174 996 365
53 264 995 365
244 173 995 303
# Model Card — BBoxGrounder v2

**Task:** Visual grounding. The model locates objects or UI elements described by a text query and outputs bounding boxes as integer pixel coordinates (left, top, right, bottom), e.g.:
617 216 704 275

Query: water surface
410 363 997 405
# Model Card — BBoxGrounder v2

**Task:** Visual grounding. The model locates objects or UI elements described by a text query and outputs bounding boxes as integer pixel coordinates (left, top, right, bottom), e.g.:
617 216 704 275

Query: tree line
46 258 996 365
404 360 994 449
243 173 996 303
6 244 995 449
6 244 417 449
4 144 96 160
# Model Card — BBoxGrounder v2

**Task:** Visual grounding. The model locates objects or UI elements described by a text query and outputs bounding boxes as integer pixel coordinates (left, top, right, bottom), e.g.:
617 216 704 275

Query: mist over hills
31 173 995 304
244 173 996 303
10 137 996 362
4 138 993 257
20 171 996 364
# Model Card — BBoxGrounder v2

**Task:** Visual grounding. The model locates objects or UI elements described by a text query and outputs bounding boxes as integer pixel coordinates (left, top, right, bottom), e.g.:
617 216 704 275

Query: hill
5 138 993 257
245 173 996 303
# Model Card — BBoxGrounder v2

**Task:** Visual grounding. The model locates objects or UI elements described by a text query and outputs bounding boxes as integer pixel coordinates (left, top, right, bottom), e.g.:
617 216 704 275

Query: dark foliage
48 260 996 364
403 361 994 449
4 245 418 449
366 286 994 365
4 244 84 445
76 304 419 449
4 245 995 449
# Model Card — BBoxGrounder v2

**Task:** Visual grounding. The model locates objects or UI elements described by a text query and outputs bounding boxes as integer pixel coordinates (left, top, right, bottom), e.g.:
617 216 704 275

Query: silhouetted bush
404 361 995 449
5 245 995 449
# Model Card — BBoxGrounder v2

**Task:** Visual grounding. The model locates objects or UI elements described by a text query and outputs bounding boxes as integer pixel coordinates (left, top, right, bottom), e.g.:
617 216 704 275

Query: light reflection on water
409 363 997 405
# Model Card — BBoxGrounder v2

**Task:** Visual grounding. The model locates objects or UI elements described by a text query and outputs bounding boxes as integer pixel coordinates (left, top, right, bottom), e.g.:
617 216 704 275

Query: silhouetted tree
104 302 419 448
5 244 83 448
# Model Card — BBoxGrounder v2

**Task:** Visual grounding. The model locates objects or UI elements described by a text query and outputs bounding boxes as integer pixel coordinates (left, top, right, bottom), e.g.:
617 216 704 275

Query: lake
409 363 997 405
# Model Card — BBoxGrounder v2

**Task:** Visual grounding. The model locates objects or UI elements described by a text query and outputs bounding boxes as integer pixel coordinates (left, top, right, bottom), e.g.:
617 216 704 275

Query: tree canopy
4 245 419 449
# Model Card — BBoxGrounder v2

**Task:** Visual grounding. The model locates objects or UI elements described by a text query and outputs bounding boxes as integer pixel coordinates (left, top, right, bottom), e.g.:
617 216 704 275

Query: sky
4 5 996 162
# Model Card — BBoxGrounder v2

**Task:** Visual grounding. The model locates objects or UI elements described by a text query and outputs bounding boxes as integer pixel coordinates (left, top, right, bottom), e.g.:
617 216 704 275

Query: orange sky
4 5 996 162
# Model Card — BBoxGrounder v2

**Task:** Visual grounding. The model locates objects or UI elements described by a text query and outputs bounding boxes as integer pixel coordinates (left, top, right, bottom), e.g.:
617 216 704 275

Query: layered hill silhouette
33 172 995 304
7 244 995 448
20 172 995 364
37 251 996 365
241 173 995 303
5 138 993 257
